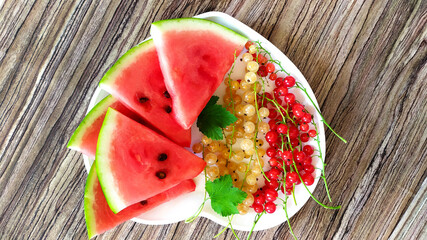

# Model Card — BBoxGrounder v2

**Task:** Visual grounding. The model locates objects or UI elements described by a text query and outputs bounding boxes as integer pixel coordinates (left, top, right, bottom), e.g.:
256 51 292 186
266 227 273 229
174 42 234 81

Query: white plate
83 11 326 232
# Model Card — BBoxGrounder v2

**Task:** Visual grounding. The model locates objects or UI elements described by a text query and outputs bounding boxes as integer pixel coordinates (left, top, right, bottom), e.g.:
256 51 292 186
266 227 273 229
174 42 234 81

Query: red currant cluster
262 91 318 199
244 42 320 214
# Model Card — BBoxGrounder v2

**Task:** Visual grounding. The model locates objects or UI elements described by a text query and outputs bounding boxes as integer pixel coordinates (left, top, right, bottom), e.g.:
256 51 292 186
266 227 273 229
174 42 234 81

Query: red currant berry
296 163 304 172
291 138 299 147
294 151 306 162
302 173 315 186
303 145 314 155
282 150 292 160
254 194 266 205
288 125 299 139
273 88 281 98
263 92 273 100
257 65 268 77
278 86 288 97
302 113 312 123
300 123 309 132
266 147 277 157
265 179 279 189
265 188 278 201
253 203 264 213
269 73 277 80
304 164 315 174
269 157 279 167
254 191 265 205
269 142 280 148
245 41 254 50
254 189 264 197
268 109 278 119
266 62 275 73
303 156 312 166
276 159 283 168
293 109 304 119
309 129 317 137
284 93 296 104
264 202 277 213
286 172 299 184
283 76 295 87
276 150 284 158
268 168 281 180
292 103 304 110
275 77 283 87
268 119 278 131
285 179 293 188
300 133 310 142
258 54 268 64
265 131 279 143
276 124 288 134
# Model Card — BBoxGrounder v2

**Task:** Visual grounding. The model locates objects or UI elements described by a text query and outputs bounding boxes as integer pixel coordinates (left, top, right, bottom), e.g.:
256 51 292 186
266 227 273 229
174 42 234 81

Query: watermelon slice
151 18 248 129
85 163 195 239
67 95 142 159
96 108 206 213
99 39 191 147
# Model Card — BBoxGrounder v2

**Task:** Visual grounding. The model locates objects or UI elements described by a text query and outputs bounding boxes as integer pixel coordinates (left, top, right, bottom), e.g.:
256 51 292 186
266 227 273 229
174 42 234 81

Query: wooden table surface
1 0 426 239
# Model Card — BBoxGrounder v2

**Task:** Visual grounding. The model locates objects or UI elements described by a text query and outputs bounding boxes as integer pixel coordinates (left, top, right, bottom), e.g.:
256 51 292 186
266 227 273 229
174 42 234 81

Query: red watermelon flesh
67 95 142 159
85 163 195 239
151 18 248 129
96 108 206 213
99 39 191 147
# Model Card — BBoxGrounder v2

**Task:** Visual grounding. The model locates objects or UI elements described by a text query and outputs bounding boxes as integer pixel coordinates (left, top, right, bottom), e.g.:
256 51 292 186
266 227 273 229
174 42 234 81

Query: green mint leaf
197 96 237 140
205 175 247 217
206 95 219 106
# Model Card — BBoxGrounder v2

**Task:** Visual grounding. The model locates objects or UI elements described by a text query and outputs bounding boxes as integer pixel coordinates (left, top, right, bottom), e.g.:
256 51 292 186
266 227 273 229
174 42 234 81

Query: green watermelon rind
67 95 115 152
95 108 127 214
99 39 154 91
84 163 98 239
150 18 248 45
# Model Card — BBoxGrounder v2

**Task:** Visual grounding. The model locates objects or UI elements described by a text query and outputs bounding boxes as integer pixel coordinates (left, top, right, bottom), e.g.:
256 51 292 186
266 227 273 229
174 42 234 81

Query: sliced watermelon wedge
99 39 191 147
67 95 141 159
85 163 195 239
151 18 248 129
96 108 206 213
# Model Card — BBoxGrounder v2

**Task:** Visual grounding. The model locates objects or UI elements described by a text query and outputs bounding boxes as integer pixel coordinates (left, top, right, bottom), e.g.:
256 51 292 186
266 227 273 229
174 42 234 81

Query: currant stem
247 212 264 240
255 40 290 76
292 160 340 209
284 132 339 209
294 82 347 143
279 197 297 240
228 216 239 240
312 120 332 202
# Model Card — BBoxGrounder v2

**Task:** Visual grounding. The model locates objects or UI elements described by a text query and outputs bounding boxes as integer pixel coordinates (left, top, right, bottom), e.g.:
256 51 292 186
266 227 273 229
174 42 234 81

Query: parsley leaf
206 174 247 217
197 96 238 140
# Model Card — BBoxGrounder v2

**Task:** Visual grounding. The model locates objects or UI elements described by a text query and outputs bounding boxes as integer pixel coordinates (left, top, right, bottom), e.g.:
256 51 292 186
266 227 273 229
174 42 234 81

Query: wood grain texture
0 0 426 239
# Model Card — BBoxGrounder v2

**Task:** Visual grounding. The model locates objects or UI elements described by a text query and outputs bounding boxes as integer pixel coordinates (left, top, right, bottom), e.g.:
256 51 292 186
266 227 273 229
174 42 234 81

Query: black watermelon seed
139 97 149 103
156 171 166 179
163 91 170 98
140 200 148 205
165 106 172 113
158 153 167 161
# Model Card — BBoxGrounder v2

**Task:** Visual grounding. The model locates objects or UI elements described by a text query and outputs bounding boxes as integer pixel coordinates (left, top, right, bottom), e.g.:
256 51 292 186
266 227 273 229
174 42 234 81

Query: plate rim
82 11 326 232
